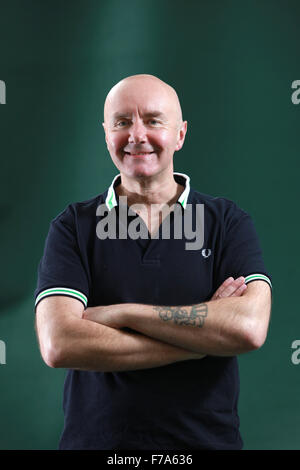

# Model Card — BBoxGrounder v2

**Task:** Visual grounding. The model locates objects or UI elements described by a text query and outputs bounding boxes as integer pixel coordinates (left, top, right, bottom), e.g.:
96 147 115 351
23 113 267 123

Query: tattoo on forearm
153 304 208 328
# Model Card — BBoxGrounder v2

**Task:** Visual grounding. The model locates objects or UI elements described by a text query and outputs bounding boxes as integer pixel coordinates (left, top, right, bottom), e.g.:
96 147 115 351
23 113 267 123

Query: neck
115 170 183 208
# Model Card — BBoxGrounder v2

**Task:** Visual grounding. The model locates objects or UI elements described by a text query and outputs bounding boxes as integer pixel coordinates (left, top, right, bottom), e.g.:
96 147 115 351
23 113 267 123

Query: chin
121 162 160 179
128 170 155 179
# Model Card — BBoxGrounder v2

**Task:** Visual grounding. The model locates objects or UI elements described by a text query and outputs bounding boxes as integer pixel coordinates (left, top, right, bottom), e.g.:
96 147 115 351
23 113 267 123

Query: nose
128 119 147 144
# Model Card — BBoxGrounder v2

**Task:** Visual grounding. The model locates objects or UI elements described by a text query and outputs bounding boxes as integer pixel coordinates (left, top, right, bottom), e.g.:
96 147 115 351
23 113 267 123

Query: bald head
103 74 183 129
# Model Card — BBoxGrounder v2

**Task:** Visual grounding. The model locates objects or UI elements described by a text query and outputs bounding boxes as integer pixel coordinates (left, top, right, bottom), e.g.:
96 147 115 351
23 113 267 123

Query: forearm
123 298 256 356
86 297 257 356
54 316 204 372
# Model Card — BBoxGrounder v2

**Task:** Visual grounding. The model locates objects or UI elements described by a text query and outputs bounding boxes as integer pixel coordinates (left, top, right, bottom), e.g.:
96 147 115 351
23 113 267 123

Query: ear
102 122 108 145
175 121 188 151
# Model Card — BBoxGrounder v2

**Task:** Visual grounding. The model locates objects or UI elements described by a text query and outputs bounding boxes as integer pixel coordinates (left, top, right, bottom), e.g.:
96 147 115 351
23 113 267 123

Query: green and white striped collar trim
105 172 191 211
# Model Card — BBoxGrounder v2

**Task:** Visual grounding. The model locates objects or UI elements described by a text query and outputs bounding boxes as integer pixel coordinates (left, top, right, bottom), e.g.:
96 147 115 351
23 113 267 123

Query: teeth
124 151 154 156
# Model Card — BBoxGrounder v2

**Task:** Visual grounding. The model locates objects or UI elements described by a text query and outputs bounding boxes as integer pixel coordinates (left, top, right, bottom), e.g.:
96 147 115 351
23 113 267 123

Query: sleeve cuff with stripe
35 287 88 309
244 273 272 289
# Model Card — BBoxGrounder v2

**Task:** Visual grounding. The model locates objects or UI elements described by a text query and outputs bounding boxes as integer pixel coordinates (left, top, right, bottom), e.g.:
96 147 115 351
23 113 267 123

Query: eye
115 120 129 127
148 119 159 125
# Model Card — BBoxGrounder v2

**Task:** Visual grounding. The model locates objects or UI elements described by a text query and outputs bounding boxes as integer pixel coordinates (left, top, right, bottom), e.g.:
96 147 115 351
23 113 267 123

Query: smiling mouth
124 151 155 156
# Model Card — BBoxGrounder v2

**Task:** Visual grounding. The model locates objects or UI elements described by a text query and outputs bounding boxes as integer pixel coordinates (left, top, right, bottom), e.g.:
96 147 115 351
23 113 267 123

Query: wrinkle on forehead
103 74 183 127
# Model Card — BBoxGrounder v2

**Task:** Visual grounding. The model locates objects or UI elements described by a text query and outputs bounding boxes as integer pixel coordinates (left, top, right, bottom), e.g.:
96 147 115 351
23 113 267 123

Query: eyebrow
111 111 167 120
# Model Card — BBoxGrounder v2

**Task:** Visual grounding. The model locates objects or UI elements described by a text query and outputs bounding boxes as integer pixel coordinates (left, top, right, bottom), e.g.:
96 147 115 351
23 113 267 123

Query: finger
231 283 247 297
212 277 234 299
217 276 245 298
211 277 234 300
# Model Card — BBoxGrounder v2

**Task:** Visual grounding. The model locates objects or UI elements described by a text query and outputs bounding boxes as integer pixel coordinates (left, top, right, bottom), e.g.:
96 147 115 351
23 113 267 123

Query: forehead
104 79 177 121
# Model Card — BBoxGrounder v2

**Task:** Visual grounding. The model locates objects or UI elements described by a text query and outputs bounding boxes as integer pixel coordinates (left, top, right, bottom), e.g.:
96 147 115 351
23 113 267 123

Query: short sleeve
215 202 272 292
34 209 90 311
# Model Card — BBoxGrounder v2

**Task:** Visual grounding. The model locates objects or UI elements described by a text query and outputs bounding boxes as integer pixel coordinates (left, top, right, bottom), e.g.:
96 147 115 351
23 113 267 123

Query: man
34 74 272 450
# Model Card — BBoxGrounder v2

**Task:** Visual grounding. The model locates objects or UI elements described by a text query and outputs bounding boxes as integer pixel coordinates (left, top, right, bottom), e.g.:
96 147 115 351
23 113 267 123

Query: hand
83 304 125 329
210 276 247 301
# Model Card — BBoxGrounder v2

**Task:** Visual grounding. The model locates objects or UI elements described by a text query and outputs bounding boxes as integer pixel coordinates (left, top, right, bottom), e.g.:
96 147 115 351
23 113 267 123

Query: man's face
102 78 187 179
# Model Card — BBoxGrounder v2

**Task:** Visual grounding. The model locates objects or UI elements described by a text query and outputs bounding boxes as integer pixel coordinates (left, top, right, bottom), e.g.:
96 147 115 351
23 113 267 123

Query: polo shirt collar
105 172 191 211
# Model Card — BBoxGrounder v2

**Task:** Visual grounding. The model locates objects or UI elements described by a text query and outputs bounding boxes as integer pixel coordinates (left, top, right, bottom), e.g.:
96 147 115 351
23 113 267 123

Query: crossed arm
83 278 271 356
36 276 272 371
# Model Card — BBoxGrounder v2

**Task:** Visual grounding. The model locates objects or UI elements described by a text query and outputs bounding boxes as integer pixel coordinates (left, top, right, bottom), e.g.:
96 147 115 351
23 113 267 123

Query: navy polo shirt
34 172 272 450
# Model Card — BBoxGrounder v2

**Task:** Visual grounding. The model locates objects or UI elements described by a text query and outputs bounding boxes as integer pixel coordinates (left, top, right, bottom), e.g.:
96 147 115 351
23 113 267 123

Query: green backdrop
0 0 299 450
